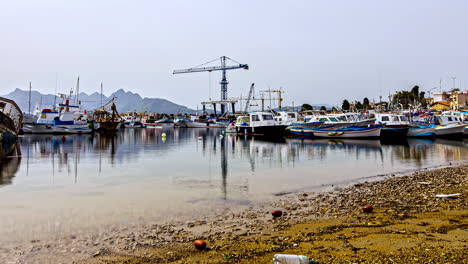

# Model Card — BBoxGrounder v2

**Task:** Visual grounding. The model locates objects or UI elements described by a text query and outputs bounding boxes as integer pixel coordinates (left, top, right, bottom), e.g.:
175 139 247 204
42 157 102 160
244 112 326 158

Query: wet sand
8 165 467 263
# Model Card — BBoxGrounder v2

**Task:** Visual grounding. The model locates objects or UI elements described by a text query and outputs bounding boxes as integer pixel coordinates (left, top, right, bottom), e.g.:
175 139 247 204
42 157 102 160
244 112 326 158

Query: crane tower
173 56 249 114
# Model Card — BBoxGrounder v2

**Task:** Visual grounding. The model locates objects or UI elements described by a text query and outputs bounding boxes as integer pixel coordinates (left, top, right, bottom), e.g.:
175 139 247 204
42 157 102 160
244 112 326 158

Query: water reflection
1 130 467 195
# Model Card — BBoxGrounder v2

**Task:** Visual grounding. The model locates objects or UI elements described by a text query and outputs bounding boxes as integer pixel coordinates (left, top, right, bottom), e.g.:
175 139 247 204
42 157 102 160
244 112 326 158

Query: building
430 90 468 110
430 101 451 111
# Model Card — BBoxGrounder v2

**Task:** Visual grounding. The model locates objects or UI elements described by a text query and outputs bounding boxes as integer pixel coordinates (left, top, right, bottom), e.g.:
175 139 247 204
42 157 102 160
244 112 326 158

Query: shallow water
0 128 467 245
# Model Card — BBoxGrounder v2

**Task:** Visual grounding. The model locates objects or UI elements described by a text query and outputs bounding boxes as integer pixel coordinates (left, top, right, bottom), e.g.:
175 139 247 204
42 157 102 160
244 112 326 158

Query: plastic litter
272 254 319 264
435 193 461 198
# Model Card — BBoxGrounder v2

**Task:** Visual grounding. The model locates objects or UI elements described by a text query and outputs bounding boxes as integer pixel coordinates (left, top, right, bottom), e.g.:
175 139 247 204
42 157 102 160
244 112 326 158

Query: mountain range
1 89 195 114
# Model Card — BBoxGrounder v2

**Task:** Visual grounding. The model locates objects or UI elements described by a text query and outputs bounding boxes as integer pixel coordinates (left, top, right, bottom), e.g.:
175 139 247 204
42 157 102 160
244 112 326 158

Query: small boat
432 115 466 137
233 112 287 137
374 113 409 138
288 124 382 138
175 116 226 128
145 119 175 128
407 124 435 137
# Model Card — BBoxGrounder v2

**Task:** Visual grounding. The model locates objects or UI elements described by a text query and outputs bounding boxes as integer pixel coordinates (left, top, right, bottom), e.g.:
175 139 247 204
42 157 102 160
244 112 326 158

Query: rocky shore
10 165 468 263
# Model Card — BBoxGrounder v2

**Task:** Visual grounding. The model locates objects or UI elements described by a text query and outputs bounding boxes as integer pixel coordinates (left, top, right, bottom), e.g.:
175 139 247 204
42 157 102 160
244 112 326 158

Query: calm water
0 128 467 244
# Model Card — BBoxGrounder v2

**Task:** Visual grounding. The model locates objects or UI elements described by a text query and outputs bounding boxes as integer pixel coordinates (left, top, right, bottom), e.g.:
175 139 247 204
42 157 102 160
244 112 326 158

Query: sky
1 0 467 109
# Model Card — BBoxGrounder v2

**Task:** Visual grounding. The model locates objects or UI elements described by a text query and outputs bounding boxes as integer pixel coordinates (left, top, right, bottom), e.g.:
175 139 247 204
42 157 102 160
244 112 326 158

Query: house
430 101 451 111
430 90 468 110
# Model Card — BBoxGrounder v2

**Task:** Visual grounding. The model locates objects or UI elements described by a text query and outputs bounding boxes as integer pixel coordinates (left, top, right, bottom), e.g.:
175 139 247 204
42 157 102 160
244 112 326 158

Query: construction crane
173 56 249 114
244 83 255 113
259 88 284 111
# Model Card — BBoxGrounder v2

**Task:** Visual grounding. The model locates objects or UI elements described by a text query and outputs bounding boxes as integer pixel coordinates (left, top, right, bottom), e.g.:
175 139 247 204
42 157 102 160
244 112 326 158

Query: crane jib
173 64 248 74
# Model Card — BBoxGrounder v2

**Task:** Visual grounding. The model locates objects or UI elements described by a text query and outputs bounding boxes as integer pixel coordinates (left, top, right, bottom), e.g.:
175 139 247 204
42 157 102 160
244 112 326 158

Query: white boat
174 116 226 128
433 115 465 136
233 112 287 137
144 119 175 128
374 113 410 138
23 93 92 134
303 110 355 128
274 111 300 125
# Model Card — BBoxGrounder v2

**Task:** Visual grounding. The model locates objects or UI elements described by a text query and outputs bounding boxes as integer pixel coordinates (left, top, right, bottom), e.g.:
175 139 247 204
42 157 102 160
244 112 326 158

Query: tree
392 91 415 108
320 105 327 111
355 101 363 110
342 99 350 111
301 103 313 111
419 91 425 102
363 97 370 109
411 86 420 99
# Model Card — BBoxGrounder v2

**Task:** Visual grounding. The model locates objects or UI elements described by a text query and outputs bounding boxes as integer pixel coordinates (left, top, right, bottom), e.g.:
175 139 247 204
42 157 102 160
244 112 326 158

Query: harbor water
0 128 467 245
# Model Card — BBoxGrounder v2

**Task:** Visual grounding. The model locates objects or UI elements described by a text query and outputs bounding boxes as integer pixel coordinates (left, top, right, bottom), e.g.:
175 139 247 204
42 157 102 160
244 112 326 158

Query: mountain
1 88 195 114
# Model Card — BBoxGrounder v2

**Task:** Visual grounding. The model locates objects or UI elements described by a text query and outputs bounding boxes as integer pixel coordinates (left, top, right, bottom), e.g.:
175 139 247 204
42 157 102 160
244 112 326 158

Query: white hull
23 123 92 134
23 123 62 134
145 123 175 128
177 120 226 128
311 127 381 138
434 124 466 136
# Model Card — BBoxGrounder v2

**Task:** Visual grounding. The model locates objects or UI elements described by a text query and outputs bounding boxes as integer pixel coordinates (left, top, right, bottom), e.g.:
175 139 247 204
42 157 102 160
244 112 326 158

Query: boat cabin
274 111 299 124
375 114 409 125
435 115 463 125
236 112 280 127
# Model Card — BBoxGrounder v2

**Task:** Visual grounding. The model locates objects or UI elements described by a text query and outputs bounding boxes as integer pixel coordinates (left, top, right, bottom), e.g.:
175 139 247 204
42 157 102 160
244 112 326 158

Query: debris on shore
12 165 468 263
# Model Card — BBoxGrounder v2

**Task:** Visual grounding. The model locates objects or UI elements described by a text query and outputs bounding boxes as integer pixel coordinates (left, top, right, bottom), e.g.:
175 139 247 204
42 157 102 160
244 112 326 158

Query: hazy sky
1 0 467 108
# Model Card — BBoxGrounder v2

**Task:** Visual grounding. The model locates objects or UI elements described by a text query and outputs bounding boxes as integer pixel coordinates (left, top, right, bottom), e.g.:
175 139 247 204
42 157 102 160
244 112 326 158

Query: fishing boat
374 113 409 138
303 110 355 128
175 116 226 128
145 118 175 128
432 115 465 137
233 112 287 137
287 124 382 138
0 97 23 158
407 124 436 137
93 99 123 132
22 93 92 134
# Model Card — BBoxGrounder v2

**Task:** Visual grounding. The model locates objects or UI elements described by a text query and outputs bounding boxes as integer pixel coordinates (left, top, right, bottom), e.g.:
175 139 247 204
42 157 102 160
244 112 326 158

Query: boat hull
22 123 61 134
434 124 466 136
96 121 122 132
407 127 435 137
235 125 287 137
380 126 409 138
145 123 175 128
305 125 382 138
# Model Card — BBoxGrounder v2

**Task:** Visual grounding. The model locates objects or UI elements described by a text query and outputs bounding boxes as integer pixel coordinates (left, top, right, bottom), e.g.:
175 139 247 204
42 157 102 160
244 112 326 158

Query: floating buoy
161 133 166 137
271 210 283 218
193 239 207 250
61 136 66 143
362 205 373 213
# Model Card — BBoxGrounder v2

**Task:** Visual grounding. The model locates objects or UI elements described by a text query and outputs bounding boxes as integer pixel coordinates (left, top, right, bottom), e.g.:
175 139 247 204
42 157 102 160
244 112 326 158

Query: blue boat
287 124 382 138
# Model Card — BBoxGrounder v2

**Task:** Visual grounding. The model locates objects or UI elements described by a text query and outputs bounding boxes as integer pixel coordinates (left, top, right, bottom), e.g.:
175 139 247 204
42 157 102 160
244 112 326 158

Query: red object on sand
271 210 283 217
362 205 374 213
194 240 207 250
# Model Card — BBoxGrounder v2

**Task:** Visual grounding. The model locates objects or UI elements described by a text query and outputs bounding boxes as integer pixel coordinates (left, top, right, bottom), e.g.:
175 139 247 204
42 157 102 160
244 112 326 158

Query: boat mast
100 82 103 109
75 76 80 105
28 81 32 114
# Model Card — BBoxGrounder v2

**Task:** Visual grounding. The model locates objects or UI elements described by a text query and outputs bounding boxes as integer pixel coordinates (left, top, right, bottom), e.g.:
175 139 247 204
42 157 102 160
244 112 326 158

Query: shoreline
7 163 468 263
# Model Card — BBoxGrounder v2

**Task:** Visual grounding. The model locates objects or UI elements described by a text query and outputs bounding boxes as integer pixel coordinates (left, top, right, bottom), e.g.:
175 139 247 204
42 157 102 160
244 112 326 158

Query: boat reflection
0 129 467 194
